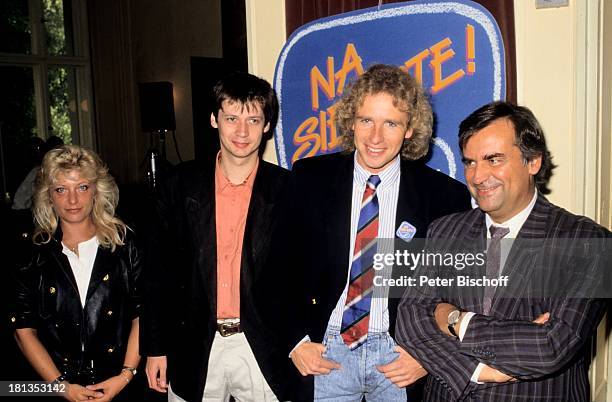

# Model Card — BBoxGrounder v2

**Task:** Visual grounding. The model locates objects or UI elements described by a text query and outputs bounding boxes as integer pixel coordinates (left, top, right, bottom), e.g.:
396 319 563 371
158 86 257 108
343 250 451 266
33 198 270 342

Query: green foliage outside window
48 66 74 144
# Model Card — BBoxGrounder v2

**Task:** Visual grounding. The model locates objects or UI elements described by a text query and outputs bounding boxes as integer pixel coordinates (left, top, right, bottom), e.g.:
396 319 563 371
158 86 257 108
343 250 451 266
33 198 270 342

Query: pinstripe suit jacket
396 194 610 402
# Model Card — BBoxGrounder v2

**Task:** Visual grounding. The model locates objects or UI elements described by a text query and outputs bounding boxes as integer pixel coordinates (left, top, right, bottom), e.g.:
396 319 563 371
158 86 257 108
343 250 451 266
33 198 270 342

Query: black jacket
10 230 142 384
140 157 290 402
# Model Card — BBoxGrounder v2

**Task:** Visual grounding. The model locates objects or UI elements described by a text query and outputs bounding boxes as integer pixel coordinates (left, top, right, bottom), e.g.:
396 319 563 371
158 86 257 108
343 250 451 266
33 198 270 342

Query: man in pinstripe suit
396 101 610 401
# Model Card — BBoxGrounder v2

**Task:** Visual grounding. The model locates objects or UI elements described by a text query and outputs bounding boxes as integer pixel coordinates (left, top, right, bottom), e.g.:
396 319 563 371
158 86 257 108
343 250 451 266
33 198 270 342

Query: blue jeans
314 330 407 402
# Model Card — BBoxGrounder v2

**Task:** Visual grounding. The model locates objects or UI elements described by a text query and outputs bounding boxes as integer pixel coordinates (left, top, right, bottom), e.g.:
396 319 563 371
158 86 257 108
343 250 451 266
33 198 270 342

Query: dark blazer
140 156 290 402
10 230 142 385
261 152 471 401
395 195 610 401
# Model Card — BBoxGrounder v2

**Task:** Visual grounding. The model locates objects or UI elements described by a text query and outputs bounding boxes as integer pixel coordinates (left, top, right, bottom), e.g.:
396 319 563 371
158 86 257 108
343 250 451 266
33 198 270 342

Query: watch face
448 309 461 325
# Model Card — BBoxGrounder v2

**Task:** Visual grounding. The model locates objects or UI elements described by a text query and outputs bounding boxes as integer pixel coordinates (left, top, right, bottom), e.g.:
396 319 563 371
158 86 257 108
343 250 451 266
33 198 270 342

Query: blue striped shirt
326 153 401 333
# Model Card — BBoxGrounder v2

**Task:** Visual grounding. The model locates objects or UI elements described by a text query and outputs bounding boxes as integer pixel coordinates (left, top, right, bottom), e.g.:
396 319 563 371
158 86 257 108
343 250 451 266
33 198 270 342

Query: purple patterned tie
483 225 509 315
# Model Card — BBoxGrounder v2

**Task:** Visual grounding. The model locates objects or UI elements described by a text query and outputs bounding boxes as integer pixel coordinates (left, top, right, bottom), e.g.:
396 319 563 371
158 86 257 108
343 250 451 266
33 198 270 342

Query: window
0 0 93 199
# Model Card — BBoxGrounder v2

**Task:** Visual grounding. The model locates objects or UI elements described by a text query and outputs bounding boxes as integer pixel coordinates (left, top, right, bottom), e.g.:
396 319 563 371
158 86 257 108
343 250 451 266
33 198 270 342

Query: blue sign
273 0 505 183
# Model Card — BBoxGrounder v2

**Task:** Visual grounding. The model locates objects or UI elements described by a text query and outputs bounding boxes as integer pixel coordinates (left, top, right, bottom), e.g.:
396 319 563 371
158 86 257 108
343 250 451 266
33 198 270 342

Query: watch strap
122 366 137 376
448 322 459 338
447 309 462 338
51 374 66 384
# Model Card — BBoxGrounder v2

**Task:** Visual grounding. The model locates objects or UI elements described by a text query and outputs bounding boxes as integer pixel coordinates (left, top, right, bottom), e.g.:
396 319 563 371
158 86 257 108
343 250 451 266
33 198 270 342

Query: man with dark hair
456 101 554 195
396 101 610 401
264 64 471 401
141 72 289 401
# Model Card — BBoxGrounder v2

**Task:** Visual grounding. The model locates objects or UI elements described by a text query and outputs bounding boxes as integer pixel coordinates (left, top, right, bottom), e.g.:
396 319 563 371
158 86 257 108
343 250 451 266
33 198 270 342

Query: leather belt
217 320 241 337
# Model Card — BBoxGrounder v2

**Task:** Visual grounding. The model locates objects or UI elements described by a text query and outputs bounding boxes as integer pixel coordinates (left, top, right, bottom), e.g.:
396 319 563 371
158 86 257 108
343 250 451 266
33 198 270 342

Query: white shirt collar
485 189 538 238
62 236 99 307
353 152 401 190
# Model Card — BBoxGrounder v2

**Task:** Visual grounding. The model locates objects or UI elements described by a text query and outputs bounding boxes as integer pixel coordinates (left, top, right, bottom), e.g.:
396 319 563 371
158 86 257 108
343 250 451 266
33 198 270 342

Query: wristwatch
122 366 137 376
51 374 66 384
447 309 462 338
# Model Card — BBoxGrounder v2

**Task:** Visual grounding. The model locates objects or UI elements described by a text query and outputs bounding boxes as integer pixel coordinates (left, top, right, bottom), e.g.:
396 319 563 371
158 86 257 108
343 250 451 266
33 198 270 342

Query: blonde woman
10 145 141 402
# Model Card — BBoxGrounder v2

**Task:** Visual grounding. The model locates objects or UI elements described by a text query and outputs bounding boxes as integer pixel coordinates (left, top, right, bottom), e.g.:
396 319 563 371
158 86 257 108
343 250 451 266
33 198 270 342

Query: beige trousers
168 331 278 402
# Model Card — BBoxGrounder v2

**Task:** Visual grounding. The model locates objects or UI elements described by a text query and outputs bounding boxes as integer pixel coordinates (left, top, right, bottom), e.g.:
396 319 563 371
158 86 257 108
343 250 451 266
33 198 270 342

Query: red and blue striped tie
341 175 381 350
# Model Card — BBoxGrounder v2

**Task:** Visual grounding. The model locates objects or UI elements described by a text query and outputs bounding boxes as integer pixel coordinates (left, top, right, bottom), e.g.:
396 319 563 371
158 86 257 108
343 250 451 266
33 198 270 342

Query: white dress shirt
62 236 99 308
462 190 538 383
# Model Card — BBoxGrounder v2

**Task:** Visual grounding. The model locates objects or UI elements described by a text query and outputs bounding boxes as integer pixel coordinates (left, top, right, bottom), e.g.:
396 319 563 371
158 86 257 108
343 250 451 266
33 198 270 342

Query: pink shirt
214 154 258 319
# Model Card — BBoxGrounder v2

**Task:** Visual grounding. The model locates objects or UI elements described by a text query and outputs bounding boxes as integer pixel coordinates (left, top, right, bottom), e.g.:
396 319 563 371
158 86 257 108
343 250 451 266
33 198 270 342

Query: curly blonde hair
335 64 433 160
32 144 127 250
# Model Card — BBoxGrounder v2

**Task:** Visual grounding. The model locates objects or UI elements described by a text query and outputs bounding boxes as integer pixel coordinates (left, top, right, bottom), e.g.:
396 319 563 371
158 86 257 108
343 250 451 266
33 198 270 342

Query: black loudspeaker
138 82 176 132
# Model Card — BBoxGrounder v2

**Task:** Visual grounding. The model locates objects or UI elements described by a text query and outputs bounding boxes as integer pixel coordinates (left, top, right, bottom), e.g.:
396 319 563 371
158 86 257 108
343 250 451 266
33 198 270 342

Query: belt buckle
218 322 240 337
